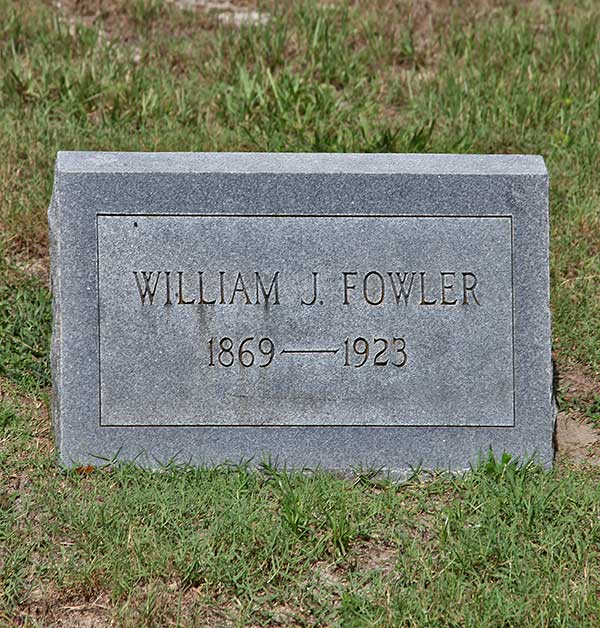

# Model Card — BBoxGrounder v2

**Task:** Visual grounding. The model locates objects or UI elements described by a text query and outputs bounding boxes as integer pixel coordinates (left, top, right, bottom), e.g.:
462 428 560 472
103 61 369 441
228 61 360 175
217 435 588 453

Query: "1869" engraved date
208 337 275 368
207 336 407 368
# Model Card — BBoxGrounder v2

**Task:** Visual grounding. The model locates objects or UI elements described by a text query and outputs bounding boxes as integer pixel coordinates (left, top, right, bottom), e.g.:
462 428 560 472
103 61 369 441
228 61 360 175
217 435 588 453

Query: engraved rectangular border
96 214 516 429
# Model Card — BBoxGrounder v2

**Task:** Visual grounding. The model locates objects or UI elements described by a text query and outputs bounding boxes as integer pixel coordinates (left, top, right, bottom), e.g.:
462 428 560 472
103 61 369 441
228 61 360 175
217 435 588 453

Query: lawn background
1 0 600 625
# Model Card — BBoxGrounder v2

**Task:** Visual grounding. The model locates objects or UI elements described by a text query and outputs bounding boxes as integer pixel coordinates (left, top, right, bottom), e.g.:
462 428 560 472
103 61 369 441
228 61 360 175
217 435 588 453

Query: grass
0 0 600 624
2 446 600 626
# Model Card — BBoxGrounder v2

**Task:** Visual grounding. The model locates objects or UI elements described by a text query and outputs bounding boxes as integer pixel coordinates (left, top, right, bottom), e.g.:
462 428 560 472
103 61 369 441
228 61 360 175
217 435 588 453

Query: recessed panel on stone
97 214 514 427
49 152 553 471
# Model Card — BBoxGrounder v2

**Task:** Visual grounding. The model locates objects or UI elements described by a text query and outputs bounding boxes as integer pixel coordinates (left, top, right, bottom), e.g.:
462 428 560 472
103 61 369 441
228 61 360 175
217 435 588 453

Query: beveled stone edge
56 151 548 176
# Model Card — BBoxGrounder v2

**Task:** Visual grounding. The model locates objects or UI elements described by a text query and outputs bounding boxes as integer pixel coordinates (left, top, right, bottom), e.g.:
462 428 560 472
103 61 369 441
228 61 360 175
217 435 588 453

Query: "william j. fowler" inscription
132 269 481 308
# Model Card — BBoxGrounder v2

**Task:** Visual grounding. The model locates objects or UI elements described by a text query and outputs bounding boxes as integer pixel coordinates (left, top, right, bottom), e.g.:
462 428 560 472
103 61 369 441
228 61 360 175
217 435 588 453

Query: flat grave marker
49 152 553 471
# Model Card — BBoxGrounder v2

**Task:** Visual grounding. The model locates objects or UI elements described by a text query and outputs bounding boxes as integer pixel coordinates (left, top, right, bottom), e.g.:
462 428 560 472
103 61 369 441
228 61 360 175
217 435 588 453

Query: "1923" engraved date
207 336 407 368
343 337 407 368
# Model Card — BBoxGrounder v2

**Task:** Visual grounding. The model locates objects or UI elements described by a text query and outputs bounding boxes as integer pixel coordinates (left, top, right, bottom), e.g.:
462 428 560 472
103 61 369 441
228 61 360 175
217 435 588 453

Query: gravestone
49 152 553 471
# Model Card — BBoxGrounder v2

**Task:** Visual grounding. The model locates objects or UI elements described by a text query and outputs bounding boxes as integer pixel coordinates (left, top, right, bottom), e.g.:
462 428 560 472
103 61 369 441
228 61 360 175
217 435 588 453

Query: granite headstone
49 152 553 471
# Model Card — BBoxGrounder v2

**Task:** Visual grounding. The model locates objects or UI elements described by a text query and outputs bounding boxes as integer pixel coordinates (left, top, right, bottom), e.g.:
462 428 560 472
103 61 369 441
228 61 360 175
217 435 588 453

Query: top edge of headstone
56 151 547 176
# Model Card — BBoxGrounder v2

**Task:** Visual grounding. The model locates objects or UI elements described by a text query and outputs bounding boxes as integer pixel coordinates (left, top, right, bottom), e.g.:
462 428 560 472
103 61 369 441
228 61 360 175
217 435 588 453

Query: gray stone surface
49 151 553 471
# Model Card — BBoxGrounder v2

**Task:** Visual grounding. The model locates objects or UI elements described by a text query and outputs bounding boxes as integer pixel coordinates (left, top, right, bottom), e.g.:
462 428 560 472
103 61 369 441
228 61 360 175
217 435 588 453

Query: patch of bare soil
310 538 399 592
47 0 202 49
555 413 600 465
17 591 112 628
554 360 600 465
49 0 262 48
352 539 397 575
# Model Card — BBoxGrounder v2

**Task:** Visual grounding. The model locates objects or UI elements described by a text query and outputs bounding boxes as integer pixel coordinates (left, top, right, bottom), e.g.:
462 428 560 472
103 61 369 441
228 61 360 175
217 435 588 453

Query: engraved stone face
49 152 553 471
97 215 514 427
